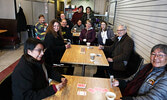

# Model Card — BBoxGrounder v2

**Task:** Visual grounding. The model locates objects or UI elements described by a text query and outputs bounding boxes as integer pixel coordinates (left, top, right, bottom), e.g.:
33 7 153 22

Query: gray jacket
124 64 167 100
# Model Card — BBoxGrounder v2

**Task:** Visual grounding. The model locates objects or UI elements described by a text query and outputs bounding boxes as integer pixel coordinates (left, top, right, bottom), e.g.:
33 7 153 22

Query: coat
44 32 66 65
104 33 134 71
120 64 167 100
79 28 96 44
97 28 115 45
12 55 64 100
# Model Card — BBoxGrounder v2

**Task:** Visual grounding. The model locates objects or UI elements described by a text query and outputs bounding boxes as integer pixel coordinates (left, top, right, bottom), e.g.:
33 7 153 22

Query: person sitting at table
93 24 134 78
35 14 48 40
97 21 115 46
113 44 167 100
71 19 84 33
79 20 96 45
81 6 96 27
12 38 67 100
58 13 73 30
60 19 73 42
71 5 84 25
44 19 74 75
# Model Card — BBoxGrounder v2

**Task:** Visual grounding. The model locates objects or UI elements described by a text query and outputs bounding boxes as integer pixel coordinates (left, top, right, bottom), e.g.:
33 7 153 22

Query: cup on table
90 53 96 62
110 75 114 88
105 92 116 100
86 42 91 48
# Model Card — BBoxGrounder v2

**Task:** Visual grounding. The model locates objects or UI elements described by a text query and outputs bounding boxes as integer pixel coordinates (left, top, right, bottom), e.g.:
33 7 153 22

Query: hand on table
112 79 119 87
98 45 104 50
55 78 68 91
65 44 71 49
61 78 68 86
107 58 113 62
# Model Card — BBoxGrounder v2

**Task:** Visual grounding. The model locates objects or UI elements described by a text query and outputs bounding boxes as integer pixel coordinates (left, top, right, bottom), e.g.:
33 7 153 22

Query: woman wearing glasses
12 38 67 100
113 44 167 100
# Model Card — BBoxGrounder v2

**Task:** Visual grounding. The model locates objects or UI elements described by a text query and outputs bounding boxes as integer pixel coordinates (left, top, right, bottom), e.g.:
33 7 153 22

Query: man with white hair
94 25 134 78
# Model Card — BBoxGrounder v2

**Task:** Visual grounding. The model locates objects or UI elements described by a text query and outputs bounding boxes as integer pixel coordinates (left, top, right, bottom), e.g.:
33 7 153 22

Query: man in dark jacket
94 25 134 78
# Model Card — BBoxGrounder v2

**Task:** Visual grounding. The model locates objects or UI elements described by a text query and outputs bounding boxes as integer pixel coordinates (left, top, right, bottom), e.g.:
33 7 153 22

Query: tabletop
60 45 109 66
43 75 122 100
0 29 7 33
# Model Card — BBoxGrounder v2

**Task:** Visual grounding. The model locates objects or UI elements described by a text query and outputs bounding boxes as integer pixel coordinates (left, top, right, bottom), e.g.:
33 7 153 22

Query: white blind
113 0 167 63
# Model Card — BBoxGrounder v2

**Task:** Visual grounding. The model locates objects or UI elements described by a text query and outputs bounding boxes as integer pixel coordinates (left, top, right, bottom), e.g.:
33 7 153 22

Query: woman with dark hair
113 44 167 100
44 19 70 65
35 14 48 40
12 38 67 100
81 6 96 26
71 5 84 25
79 20 96 45
97 21 115 46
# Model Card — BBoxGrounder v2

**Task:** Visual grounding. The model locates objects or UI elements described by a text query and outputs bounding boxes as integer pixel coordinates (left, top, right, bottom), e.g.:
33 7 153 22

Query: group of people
11 5 167 100
34 5 99 45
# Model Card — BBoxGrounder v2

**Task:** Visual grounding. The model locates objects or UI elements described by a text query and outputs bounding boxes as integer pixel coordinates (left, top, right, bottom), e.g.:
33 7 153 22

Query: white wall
113 0 167 63
0 0 15 19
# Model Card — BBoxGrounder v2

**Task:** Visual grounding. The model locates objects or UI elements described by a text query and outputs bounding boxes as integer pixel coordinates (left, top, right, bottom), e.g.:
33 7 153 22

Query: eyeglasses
117 29 125 32
33 49 46 53
151 53 166 58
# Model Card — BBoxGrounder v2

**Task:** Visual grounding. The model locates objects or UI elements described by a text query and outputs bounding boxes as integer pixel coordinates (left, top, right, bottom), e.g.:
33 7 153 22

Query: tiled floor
0 45 97 77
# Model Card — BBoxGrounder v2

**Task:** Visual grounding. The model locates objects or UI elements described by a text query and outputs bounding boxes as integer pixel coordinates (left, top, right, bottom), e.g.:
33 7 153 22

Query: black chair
107 51 144 79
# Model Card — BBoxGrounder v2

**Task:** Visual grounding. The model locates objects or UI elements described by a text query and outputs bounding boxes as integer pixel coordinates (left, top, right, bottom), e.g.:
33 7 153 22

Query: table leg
82 65 85 76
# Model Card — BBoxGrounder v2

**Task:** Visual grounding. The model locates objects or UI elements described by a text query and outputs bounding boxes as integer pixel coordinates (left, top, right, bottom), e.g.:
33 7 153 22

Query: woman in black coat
12 38 67 100
44 19 71 66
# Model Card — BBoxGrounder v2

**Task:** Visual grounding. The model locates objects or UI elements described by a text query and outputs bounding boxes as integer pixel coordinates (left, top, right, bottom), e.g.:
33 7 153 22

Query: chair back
125 51 144 77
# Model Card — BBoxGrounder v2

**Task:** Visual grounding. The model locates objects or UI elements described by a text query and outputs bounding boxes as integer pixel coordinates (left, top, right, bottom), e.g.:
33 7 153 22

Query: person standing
35 14 48 40
81 6 96 26
71 6 84 25
12 38 67 100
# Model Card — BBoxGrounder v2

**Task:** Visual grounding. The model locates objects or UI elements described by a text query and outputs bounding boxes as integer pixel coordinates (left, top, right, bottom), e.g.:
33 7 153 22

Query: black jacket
44 32 66 65
16 7 27 32
12 55 64 100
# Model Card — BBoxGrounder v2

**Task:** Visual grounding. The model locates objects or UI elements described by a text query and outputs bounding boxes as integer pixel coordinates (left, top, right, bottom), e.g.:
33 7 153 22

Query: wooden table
0 29 7 33
43 75 122 100
60 45 109 76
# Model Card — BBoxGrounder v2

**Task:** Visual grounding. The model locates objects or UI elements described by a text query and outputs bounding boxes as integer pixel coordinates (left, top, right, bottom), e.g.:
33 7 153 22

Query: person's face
78 7 82 13
28 44 45 61
117 26 127 37
60 14 65 20
86 21 91 29
53 22 60 32
77 20 82 26
150 48 167 67
61 20 67 27
39 17 45 24
86 8 91 13
101 22 106 30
